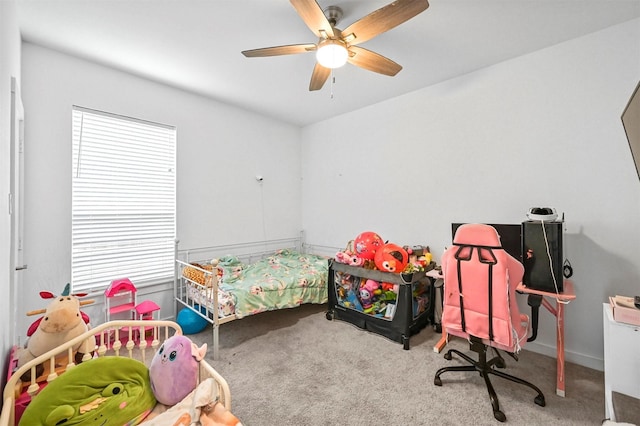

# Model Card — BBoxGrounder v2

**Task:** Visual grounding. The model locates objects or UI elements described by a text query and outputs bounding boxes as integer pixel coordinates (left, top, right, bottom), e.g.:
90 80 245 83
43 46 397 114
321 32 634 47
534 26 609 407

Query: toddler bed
1 320 236 426
175 237 329 359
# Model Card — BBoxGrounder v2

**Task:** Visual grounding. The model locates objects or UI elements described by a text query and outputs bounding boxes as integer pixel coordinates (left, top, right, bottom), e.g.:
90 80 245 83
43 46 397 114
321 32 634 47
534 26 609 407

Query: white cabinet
602 303 640 421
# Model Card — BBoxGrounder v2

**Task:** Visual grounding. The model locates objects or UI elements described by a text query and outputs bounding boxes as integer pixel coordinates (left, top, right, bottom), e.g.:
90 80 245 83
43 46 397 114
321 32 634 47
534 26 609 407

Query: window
72 106 176 292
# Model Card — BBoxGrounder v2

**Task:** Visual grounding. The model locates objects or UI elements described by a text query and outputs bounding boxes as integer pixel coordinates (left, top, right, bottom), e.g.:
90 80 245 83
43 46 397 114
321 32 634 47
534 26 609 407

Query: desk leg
556 301 565 397
434 329 447 353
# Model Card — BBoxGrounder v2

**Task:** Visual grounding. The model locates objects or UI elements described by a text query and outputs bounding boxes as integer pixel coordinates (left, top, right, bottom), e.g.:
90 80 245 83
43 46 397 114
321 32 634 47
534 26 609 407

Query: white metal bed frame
174 232 335 360
174 236 307 360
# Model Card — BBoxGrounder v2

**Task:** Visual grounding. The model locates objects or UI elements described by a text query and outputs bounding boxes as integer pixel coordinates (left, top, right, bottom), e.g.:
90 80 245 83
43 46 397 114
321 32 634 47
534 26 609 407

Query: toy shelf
104 278 138 323
109 302 136 315
104 279 161 338
135 300 160 319
135 300 161 334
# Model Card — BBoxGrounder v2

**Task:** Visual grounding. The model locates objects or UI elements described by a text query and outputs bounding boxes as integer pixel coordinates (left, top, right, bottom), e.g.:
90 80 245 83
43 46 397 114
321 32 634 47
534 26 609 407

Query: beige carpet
189 303 639 426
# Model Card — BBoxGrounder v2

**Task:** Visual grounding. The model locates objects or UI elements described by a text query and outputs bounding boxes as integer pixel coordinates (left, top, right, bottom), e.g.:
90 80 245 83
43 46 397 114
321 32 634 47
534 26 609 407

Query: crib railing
1 320 231 426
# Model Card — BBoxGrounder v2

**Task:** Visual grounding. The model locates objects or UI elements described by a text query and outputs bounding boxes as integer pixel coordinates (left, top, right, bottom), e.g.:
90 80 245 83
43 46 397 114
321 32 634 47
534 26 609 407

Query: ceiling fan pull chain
330 69 335 99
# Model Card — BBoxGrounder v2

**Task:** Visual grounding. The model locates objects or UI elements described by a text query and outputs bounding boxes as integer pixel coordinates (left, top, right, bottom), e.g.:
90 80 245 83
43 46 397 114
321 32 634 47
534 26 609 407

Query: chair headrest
453 223 502 248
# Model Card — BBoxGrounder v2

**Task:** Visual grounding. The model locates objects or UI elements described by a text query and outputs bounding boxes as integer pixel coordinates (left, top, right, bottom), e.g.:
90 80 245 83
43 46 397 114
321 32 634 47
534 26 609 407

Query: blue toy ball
176 306 208 334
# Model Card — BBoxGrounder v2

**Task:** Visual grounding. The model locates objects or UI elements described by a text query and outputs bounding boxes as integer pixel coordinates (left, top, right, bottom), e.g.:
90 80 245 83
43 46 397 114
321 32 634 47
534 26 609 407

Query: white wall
19 43 301 336
301 19 640 370
0 0 22 398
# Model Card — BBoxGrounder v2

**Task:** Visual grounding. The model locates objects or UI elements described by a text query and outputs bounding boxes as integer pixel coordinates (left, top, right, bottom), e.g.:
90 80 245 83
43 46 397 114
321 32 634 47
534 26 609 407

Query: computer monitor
621 80 640 183
451 223 523 262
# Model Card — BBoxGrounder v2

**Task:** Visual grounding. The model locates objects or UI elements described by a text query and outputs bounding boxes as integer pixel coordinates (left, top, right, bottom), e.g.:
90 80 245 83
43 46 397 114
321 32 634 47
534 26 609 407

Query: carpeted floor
189 303 639 426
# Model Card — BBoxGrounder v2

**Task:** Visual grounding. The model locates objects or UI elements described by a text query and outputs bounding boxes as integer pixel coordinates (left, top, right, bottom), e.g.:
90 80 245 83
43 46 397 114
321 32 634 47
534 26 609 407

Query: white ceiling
16 0 640 127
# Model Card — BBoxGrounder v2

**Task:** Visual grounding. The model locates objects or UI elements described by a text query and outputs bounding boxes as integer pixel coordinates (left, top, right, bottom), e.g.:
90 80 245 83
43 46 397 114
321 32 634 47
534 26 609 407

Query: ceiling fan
241 0 430 91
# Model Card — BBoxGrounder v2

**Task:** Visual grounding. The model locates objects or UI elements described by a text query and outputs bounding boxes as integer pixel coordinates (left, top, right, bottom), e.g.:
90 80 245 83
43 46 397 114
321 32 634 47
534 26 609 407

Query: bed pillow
19 356 156 426
217 255 244 284
217 255 242 267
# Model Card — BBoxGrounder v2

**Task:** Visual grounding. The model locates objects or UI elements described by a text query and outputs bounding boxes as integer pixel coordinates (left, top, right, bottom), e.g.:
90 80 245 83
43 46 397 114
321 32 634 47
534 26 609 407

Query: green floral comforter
216 249 329 318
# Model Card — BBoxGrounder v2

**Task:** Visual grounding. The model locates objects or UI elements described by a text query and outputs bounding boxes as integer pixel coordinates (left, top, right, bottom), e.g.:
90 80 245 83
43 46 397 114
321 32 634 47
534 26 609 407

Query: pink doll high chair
433 223 545 422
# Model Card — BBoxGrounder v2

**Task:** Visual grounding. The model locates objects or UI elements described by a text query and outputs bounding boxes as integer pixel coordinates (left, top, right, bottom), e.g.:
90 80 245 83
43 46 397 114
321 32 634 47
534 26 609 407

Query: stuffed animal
18 283 95 380
19 356 156 426
334 250 364 267
374 243 409 273
359 279 381 310
353 231 383 261
359 287 374 310
403 245 433 271
149 335 208 405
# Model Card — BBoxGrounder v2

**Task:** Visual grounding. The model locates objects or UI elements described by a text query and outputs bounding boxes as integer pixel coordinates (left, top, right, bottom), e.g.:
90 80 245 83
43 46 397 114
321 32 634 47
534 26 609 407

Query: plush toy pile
334 231 432 274
333 231 433 318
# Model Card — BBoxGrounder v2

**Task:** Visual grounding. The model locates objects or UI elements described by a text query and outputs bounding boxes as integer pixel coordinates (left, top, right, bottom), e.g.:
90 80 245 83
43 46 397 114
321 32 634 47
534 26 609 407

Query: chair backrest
441 223 526 351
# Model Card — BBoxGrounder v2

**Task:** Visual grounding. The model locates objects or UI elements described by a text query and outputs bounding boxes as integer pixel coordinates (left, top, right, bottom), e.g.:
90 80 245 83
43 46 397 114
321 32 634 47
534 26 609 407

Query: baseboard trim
525 341 604 372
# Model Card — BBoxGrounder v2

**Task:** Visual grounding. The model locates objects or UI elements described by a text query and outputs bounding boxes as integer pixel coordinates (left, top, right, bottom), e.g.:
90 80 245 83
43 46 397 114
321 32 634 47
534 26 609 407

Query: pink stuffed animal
359 279 381 309
149 335 207 405
335 250 364 267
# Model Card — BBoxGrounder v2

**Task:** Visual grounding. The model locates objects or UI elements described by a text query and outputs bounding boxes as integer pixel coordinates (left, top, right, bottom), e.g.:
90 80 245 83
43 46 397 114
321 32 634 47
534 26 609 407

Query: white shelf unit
602 303 640 421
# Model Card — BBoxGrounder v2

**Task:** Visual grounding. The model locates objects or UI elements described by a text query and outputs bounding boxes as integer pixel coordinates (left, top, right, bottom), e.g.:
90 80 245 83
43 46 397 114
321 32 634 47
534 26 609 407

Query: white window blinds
72 107 176 292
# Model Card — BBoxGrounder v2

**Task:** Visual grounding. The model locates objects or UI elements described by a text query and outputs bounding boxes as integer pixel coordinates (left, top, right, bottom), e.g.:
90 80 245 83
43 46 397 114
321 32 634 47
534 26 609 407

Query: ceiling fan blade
309 63 331 91
347 46 402 76
242 43 316 57
290 0 336 39
341 0 429 46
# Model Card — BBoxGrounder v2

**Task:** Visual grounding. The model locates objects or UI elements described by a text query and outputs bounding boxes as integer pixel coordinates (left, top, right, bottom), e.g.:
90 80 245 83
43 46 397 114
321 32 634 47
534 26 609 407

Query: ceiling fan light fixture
242 0 430 91
315 39 348 69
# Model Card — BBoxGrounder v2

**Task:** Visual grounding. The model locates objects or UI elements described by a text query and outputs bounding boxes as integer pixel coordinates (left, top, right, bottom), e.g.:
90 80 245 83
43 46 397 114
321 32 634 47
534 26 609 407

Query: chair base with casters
434 336 546 422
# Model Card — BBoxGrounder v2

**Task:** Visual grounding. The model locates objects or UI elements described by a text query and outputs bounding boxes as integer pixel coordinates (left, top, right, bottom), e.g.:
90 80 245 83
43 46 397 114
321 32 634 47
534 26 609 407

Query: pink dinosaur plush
149 335 207 405
334 250 364 267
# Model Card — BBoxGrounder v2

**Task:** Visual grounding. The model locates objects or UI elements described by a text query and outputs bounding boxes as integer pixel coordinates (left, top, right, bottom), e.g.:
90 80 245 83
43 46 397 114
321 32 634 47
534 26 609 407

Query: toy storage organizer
326 260 435 350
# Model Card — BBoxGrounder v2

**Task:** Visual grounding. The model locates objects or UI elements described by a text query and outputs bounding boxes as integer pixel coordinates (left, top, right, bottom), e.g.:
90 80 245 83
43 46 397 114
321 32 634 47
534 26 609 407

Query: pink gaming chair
434 223 545 422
